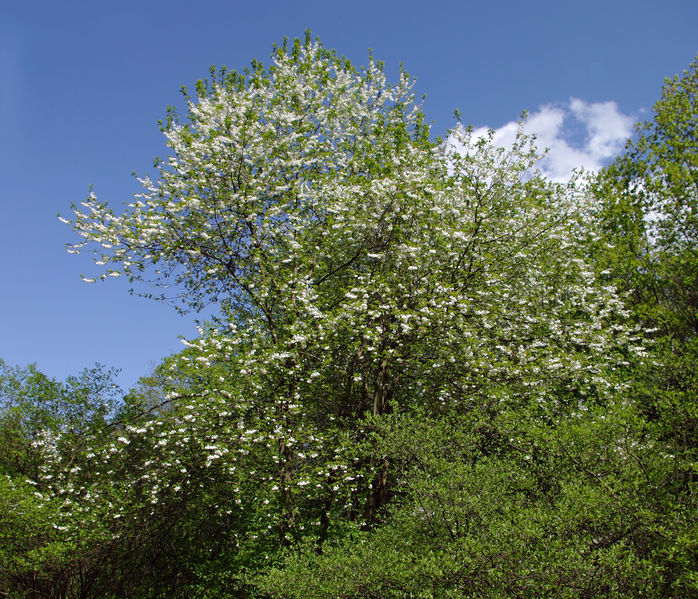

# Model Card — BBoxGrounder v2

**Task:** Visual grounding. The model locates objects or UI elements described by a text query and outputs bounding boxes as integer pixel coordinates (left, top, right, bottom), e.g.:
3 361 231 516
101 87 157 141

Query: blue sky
1 0 696 390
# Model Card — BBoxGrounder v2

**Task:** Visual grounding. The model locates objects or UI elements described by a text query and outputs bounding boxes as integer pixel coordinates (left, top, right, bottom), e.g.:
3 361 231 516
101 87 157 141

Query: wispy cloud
462 99 635 182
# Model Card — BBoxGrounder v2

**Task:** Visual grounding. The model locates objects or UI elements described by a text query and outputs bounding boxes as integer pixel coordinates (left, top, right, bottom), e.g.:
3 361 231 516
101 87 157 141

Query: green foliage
257 399 697 598
0 362 122 598
0 360 120 477
593 54 698 339
584 54 698 598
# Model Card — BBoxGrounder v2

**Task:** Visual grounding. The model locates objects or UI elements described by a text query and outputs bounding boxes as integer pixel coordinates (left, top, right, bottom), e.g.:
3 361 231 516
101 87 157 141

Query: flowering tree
24 34 645 595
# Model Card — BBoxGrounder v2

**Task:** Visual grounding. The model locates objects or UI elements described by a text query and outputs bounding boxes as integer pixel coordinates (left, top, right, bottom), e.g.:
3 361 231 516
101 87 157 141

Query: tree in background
594 55 697 338
0 361 120 478
0 362 121 598
588 54 698 595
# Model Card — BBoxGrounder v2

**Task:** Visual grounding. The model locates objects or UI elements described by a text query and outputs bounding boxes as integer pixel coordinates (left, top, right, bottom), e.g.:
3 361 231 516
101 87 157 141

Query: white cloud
457 99 635 182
